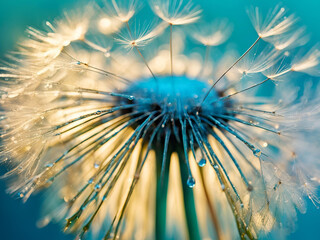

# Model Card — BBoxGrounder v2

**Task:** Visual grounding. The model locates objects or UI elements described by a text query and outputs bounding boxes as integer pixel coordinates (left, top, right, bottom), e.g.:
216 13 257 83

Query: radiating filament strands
180 116 195 188
239 106 278 115
203 116 260 157
134 45 158 82
211 113 280 134
199 169 223 240
54 113 138 165
76 87 136 100
51 112 153 183
138 119 166 171
201 36 262 105
94 113 158 186
80 115 156 238
104 116 157 239
205 126 253 190
54 104 141 130
62 51 131 83
67 114 156 234
216 77 271 103
186 116 236 195
193 120 243 203
125 21 158 85
160 127 171 186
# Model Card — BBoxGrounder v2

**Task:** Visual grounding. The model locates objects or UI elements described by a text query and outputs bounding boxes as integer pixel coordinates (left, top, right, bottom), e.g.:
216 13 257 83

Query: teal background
0 0 319 239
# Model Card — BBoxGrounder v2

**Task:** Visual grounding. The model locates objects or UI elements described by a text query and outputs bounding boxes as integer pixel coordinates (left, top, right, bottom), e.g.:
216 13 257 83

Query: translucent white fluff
292 46 320 76
237 45 281 75
103 0 137 22
192 20 232 46
249 6 297 39
150 0 201 25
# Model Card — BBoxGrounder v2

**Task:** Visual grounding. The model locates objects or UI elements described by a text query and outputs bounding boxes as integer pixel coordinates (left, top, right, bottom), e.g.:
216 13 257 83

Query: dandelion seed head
1 1 320 240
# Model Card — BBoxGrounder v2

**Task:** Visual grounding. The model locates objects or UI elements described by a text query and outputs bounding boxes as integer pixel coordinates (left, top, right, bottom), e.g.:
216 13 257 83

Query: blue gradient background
0 0 319 239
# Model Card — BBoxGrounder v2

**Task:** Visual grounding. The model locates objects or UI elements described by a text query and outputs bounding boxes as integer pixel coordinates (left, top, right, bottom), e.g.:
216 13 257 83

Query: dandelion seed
1 1 320 240
237 46 281 75
104 0 137 23
249 6 298 39
192 20 232 47
292 46 320 75
150 0 201 26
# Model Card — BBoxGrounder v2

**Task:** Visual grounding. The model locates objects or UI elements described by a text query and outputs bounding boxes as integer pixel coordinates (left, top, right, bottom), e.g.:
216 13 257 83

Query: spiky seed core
121 76 225 114
119 75 228 151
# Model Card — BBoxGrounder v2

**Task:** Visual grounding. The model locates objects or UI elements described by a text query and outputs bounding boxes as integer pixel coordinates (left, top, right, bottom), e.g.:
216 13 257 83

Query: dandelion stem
176 145 201 240
155 144 170 240
201 36 261 105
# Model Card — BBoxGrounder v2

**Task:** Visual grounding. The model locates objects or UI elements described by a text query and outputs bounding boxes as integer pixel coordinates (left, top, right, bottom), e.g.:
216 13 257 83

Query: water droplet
45 163 54 168
96 110 102 115
94 163 99 169
213 164 219 169
198 158 206 167
240 203 244 208
187 176 196 188
253 148 261 157
127 96 134 101
94 184 101 192
88 178 94 184
221 184 225 191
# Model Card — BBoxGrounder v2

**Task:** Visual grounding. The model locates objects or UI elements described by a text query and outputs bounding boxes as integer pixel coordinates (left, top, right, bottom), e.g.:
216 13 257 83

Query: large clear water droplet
198 158 206 167
187 176 196 188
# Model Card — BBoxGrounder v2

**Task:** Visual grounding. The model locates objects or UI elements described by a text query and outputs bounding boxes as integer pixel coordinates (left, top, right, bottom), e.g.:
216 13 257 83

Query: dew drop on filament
94 184 101 192
253 148 261 157
88 178 94 184
198 158 206 167
187 176 196 188
94 163 99 169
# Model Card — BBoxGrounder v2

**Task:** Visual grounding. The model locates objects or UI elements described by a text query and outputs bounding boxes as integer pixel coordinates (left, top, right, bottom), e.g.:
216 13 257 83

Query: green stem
177 148 201 240
155 146 170 240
